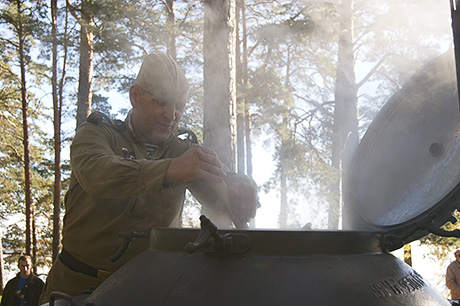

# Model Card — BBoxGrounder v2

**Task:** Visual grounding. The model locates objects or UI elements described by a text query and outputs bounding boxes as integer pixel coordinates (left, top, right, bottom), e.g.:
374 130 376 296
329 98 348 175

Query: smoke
247 0 454 230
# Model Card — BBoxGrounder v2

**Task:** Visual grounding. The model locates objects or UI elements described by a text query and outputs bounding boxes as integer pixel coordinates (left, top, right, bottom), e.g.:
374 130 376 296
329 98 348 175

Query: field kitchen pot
58 224 448 306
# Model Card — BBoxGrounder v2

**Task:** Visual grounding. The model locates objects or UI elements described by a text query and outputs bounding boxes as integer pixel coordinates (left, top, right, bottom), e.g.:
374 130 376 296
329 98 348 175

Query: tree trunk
32 216 37 273
17 0 34 256
202 0 237 227
331 0 359 229
236 113 245 173
76 0 94 128
0 235 4 293
244 113 252 177
235 0 252 178
165 0 177 59
51 0 62 262
241 0 252 178
236 0 245 174
338 0 359 196
203 0 237 169
279 117 290 228
279 48 293 228
279 167 288 228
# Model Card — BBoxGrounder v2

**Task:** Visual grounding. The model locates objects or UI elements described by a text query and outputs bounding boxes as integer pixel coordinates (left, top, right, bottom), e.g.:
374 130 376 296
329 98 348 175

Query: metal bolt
429 142 443 156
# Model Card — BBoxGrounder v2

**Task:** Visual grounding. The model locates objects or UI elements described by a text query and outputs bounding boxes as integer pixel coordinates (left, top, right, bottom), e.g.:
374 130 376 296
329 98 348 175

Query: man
1 255 44 306
39 52 258 304
447 249 460 301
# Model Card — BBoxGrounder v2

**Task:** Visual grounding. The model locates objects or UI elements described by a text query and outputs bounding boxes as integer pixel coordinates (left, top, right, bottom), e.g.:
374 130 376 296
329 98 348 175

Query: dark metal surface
344 50 460 247
67 227 449 306
451 0 460 109
110 231 149 262
185 216 251 254
41 292 87 306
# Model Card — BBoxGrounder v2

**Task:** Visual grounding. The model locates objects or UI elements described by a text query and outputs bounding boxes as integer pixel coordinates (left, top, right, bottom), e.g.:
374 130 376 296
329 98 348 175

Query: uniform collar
126 110 141 142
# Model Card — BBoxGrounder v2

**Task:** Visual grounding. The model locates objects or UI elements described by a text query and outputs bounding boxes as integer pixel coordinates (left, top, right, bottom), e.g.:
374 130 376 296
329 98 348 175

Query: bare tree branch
356 53 389 89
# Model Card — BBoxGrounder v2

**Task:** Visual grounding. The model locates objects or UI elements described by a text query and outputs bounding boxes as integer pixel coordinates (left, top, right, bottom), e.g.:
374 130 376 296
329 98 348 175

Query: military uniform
40 112 222 303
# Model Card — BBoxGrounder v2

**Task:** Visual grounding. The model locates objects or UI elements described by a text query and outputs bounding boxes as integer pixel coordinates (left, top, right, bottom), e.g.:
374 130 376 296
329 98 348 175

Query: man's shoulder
163 129 199 147
85 111 126 132
29 273 44 285
4 273 19 287
448 261 460 270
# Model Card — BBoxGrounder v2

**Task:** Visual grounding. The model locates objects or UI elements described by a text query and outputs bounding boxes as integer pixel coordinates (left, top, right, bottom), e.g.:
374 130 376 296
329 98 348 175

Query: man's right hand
164 146 226 184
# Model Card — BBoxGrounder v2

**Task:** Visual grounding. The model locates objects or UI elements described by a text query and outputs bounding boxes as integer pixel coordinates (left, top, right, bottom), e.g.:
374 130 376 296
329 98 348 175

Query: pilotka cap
134 52 189 102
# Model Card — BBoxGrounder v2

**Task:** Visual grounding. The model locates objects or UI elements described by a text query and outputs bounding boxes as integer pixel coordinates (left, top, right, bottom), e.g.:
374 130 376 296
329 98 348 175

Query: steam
245 0 454 230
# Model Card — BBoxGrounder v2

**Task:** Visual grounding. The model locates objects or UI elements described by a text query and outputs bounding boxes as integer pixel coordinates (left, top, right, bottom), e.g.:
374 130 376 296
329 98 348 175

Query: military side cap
134 52 189 102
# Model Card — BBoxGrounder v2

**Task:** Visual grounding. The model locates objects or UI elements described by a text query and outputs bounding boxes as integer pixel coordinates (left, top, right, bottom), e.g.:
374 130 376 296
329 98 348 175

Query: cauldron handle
417 215 460 238
110 231 149 262
49 292 75 306
185 215 217 253
185 215 251 254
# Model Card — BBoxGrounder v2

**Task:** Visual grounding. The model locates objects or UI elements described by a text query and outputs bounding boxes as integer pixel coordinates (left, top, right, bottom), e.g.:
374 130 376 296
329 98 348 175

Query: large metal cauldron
62 224 448 306
48 40 460 306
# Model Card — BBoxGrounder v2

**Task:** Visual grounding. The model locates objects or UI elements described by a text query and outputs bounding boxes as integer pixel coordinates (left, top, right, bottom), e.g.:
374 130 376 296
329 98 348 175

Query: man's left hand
224 173 259 223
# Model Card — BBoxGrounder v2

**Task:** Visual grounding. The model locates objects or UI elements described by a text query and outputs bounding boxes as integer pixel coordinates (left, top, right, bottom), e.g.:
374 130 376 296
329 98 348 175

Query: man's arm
164 145 226 183
166 145 258 227
0 279 14 306
71 122 172 198
188 178 234 228
223 173 258 223
188 175 258 228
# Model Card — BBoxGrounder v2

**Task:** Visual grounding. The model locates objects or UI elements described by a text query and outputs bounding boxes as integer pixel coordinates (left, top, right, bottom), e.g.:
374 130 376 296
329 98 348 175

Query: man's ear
129 85 139 107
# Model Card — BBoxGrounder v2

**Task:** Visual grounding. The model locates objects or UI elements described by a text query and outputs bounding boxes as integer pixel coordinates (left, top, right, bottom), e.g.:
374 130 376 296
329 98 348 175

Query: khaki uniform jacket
447 260 460 300
40 112 223 303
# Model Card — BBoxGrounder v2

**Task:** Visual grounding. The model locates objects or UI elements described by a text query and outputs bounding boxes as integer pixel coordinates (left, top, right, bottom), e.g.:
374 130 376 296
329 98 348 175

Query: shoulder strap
177 128 198 144
86 111 126 132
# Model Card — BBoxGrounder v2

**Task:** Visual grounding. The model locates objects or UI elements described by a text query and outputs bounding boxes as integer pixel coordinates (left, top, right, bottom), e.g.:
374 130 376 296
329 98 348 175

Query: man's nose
163 104 176 121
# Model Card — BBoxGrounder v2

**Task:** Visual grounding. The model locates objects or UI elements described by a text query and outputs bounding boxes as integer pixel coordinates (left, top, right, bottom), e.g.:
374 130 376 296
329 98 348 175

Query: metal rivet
429 142 442 156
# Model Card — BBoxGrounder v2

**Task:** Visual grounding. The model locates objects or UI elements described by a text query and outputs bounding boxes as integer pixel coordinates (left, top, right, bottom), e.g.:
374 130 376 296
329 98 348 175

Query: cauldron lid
344 50 460 247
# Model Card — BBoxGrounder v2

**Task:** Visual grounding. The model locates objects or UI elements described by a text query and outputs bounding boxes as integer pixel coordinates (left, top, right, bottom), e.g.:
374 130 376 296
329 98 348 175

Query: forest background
0 0 458 298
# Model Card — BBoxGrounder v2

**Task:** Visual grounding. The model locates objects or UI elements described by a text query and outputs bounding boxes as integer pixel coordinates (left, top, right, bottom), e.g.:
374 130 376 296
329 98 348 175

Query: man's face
455 251 460 263
130 86 186 145
18 258 32 278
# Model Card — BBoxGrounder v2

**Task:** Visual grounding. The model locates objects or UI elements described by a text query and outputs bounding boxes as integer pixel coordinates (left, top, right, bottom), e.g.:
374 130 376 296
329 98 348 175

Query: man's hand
223 174 258 223
165 146 226 184
167 146 259 226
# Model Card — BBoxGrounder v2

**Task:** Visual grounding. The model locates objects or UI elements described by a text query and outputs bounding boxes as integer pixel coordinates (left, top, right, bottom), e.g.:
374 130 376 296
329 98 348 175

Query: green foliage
0 59 25 219
0 0 66 274
243 1 338 227
420 211 460 262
